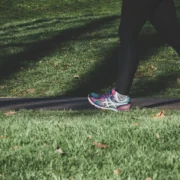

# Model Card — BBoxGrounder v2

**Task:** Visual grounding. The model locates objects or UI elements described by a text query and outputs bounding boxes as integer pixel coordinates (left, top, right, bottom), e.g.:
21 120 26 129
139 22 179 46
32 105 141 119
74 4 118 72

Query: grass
1 0 180 179
1 109 180 179
0 0 180 98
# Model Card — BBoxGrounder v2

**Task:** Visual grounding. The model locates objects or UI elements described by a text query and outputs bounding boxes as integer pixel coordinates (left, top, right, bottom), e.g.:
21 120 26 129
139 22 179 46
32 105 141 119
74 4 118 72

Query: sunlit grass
1 108 180 179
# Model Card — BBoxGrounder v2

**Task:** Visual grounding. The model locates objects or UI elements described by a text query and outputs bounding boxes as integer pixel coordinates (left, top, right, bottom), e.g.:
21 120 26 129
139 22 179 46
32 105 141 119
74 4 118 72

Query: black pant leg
149 0 180 54
116 0 160 95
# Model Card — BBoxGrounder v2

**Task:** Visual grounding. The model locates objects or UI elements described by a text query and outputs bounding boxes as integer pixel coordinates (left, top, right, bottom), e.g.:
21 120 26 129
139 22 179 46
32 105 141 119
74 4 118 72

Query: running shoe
88 89 131 112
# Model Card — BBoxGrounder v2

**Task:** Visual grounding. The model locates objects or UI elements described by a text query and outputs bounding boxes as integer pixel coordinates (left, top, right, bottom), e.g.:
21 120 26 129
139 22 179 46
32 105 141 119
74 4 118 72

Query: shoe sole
88 96 131 112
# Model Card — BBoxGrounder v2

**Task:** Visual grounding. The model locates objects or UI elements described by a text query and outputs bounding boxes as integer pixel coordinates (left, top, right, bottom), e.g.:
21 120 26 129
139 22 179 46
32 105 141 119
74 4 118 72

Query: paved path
0 97 180 110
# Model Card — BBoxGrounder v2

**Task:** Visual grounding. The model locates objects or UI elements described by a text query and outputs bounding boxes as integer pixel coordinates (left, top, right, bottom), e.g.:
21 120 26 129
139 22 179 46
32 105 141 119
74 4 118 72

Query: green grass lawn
1 109 180 180
0 0 180 98
1 0 180 179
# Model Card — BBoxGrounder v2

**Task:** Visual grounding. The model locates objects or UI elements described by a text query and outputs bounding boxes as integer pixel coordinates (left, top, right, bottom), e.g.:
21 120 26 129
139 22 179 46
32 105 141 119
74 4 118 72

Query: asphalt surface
0 97 180 110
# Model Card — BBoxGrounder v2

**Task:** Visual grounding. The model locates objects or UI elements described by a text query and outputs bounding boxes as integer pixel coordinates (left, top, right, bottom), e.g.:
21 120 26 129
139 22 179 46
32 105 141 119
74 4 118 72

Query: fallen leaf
134 122 140 126
87 135 92 139
12 146 20 150
114 169 121 175
73 75 80 79
153 111 165 119
145 178 152 180
63 64 69 70
4 111 16 116
26 88 35 93
93 142 108 149
0 136 7 139
56 147 66 155
150 65 157 70
177 78 180 83
156 133 160 139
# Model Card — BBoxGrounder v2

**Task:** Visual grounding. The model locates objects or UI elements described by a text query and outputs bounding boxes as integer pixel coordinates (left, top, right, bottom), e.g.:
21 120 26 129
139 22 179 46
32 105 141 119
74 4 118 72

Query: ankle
115 88 129 97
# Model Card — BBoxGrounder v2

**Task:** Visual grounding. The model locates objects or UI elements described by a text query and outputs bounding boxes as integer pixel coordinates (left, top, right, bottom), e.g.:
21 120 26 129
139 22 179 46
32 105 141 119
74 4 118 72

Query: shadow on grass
1 13 180 102
0 15 119 80
131 71 180 97
130 33 180 97
64 45 119 97
64 32 176 97
1 27 180 110
0 15 96 38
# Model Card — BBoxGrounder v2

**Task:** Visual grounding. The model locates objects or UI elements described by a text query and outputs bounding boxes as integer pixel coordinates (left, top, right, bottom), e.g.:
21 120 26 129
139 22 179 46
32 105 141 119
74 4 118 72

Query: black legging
116 0 180 95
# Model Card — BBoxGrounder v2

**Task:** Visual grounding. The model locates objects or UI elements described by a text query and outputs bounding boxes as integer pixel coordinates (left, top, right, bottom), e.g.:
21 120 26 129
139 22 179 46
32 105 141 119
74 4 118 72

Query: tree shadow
131 71 180 97
0 15 96 38
0 15 119 80
0 16 180 110
63 32 168 97
1 13 180 99
131 31 180 97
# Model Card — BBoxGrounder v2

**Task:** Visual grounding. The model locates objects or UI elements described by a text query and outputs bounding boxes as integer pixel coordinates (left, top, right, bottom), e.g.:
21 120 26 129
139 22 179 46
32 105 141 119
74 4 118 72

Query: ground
1 0 180 179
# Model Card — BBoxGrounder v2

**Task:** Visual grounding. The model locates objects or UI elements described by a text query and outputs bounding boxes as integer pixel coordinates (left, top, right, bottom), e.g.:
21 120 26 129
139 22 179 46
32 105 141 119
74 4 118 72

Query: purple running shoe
88 89 131 112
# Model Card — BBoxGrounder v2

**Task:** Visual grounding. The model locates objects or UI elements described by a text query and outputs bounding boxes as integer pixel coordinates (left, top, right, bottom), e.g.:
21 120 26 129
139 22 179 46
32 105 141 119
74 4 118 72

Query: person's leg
148 0 180 54
116 0 161 95
88 0 162 111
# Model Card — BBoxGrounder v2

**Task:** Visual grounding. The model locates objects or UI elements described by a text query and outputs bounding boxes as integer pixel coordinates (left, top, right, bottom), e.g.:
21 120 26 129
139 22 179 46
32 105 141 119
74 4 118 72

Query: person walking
88 0 180 112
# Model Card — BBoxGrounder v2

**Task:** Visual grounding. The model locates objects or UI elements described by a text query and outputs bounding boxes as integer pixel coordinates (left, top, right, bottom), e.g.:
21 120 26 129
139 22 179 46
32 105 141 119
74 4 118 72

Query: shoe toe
89 93 100 99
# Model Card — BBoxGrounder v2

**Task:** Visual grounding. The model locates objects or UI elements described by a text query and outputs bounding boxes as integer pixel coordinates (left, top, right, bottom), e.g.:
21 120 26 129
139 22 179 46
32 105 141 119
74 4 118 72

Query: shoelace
101 90 113 99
